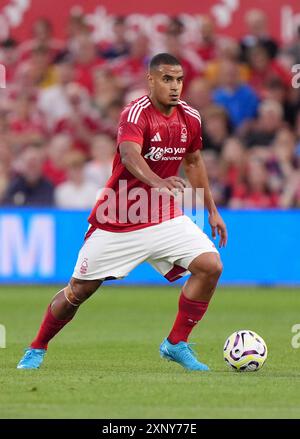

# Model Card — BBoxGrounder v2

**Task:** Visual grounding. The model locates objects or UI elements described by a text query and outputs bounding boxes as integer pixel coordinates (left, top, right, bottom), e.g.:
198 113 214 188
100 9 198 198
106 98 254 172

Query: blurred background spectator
54 150 98 209
212 60 259 129
1 144 54 206
84 134 115 188
240 9 278 61
0 8 299 209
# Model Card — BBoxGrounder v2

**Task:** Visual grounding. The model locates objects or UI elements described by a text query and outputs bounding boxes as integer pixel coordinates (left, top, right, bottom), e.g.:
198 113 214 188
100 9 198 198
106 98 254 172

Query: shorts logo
144 146 186 161
181 126 187 143
80 258 89 274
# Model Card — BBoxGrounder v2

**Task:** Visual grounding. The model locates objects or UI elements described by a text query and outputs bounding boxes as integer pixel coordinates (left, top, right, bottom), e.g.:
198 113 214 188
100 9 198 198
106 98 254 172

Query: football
223 330 267 371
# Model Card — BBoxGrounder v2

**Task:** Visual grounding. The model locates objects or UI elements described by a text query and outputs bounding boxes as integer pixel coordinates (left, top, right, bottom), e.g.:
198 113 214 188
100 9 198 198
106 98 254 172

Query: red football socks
167 292 209 345
30 305 73 350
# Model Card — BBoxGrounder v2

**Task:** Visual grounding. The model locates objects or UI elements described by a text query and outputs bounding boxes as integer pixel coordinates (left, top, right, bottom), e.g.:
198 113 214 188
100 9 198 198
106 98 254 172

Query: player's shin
30 287 77 350
167 291 210 345
167 259 222 345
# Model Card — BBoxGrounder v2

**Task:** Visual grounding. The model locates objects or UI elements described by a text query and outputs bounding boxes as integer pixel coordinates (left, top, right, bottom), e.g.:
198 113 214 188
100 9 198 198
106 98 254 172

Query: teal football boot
17 348 46 369
160 338 209 371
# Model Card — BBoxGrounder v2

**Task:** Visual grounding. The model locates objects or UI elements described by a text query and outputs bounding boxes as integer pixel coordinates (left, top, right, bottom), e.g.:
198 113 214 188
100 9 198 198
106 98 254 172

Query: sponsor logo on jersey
144 146 186 161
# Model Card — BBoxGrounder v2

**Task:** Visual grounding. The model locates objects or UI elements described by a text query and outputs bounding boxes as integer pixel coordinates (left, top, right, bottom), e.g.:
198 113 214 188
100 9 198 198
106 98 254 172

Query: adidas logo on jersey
151 132 162 142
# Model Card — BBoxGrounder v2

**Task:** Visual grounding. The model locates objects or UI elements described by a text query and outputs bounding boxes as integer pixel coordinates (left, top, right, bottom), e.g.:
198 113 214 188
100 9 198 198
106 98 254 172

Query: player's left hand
209 210 228 248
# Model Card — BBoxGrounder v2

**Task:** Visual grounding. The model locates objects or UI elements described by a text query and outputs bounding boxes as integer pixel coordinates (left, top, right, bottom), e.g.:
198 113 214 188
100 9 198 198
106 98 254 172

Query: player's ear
147 72 154 86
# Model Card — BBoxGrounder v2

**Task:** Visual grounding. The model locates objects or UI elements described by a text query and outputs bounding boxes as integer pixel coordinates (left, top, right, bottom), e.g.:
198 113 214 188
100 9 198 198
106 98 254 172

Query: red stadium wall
1 0 300 44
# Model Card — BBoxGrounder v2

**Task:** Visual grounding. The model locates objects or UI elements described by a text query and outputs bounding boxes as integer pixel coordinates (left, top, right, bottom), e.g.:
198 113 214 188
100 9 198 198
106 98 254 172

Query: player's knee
69 278 100 303
191 254 223 279
214 259 223 279
206 257 223 279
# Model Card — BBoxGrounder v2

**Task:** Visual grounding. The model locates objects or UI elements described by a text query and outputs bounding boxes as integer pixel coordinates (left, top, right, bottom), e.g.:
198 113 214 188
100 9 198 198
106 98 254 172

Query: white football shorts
72 215 219 282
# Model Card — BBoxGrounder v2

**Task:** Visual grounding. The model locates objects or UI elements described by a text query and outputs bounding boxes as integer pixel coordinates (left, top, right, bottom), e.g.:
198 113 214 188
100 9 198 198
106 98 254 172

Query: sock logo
188 318 199 324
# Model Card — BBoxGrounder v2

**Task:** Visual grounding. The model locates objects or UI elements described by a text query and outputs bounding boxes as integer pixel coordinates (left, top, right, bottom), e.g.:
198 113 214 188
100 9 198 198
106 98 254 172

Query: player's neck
149 95 176 116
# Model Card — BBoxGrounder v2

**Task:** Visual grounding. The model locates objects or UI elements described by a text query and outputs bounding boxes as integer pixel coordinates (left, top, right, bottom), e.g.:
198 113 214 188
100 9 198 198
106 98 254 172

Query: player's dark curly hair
149 53 181 70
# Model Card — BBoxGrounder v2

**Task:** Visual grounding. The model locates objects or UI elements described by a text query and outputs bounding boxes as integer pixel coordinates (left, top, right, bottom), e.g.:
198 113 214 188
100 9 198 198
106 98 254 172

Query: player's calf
17 279 102 369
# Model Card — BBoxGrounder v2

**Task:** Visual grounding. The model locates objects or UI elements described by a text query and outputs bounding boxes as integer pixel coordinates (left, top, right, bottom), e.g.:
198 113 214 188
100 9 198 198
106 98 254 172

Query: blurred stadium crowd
0 8 300 209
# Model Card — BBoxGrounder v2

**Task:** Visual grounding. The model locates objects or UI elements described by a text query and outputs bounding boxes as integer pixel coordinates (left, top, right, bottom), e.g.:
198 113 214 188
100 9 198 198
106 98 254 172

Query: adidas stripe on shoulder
179 100 201 124
127 96 151 124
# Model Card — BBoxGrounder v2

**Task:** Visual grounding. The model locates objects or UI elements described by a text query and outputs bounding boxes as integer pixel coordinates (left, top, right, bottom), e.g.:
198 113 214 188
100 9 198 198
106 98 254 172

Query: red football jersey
88 95 202 232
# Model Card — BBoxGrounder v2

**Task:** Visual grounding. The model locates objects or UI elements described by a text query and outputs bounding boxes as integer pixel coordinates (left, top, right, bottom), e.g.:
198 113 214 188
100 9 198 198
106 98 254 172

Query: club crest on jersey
181 126 187 142
144 146 186 161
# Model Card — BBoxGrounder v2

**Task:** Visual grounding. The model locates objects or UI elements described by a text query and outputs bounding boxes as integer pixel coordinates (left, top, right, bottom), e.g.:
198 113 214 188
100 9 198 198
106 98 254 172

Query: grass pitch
0 285 300 419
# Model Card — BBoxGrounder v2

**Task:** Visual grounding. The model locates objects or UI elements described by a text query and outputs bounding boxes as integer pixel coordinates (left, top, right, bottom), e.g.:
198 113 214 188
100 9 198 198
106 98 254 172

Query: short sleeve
188 117 203 153
117 106 146 147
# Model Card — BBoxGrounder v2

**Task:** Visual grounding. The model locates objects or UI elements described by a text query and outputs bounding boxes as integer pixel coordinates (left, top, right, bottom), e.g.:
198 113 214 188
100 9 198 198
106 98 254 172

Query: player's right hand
155 176 186 196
